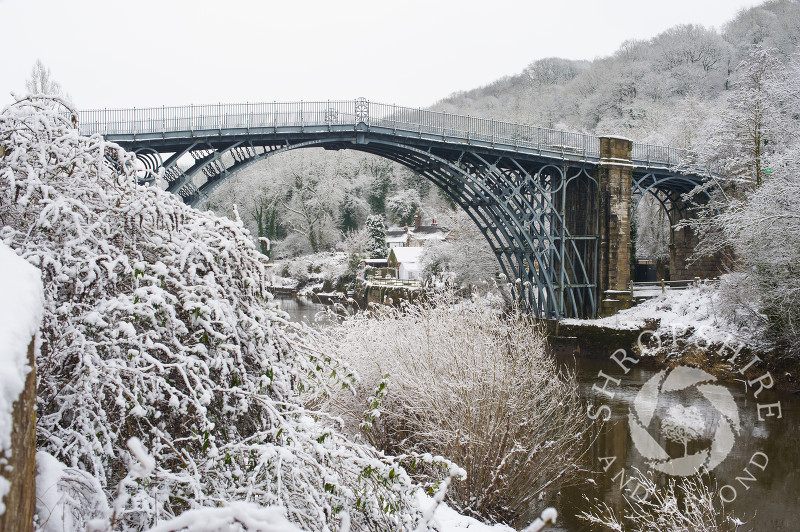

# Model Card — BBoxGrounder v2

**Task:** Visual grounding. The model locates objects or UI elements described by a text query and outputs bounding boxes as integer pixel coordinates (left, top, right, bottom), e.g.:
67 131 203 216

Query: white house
388 246 426 280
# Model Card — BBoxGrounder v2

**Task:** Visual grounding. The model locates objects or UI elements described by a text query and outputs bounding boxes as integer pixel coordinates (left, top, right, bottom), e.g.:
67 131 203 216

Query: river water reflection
274 297 800 530
273 295 333 325
550 355 800 531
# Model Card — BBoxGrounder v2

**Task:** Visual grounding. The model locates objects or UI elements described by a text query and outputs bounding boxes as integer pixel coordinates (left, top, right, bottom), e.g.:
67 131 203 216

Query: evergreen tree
364 214 387 258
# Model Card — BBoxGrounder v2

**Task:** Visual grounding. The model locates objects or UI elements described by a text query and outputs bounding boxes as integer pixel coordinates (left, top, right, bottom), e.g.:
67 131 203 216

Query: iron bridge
78 98 715 319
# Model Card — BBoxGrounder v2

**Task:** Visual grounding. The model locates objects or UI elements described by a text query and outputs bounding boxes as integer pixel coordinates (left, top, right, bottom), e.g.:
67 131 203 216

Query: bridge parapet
77 99 706 173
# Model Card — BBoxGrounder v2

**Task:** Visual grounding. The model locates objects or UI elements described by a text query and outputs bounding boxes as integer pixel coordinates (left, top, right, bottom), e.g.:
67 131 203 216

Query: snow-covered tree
706 46 795 188
364 159 393 215
0 96 434 531
706 162 800 355
386 189 422 226
422 210 500 290
277 166 342 253
633 194 671 263
364 214 386 259
250 191 285 254
25 59 64 97
338 194 369 232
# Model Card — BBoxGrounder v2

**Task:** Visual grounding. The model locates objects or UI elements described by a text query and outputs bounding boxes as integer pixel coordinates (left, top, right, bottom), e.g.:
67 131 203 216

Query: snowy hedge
0 97 433 530
323 291 588 527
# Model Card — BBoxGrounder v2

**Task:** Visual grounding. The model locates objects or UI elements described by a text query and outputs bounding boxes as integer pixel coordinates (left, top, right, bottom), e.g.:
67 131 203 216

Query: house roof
409 225 449 243
385 230 409 244
390 246 426 264
411 225 448 236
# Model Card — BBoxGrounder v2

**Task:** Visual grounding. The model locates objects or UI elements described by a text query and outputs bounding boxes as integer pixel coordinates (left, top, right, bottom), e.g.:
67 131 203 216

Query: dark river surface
549 356 800 531
274 296 800 530
273 295 334 325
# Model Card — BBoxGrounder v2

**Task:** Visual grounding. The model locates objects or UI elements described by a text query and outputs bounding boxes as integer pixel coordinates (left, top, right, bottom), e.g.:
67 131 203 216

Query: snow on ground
0 242 44 514
562 283 763 347
417 493 517 532
143 502 304 532
135 495 518 532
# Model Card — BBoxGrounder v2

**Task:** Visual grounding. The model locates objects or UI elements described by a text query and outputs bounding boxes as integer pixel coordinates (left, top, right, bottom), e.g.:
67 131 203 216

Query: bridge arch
184 136 597 317
631 171 720 281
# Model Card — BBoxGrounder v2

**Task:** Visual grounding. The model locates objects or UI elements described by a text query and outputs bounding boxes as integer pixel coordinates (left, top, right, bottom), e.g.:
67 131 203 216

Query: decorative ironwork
325 107 338 124
354 97 369 123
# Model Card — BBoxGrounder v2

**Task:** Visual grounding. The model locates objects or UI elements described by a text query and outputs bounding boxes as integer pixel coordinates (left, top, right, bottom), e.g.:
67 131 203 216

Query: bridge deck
77 99 709 175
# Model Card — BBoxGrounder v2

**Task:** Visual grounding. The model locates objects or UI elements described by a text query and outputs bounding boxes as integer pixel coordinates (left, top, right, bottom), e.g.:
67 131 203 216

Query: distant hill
430 0 800 148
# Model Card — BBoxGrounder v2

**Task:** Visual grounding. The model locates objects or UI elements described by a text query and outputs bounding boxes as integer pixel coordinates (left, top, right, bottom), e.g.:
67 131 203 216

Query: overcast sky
1 0 763 110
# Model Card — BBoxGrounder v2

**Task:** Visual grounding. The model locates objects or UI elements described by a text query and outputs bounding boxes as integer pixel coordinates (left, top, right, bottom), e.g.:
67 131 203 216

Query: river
550 355 800 531
274 296 800 530
273 295 332 325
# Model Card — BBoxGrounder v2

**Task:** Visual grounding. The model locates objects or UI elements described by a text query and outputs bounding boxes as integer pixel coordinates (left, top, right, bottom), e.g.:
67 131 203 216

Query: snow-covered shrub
0 96 429 530
692 163 800 357
35 450 109 532
580 471 745 531
322 290 588 526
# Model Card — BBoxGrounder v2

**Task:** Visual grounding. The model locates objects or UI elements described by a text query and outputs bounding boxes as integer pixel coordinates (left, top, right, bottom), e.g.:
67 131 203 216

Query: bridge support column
598 136 633 316
669 198 730 280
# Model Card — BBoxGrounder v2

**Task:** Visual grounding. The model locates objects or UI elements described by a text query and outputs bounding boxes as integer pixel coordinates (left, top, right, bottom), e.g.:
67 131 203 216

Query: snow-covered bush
690 162 800 357
580 471 745 531
0 96 431 530
322 290 588 526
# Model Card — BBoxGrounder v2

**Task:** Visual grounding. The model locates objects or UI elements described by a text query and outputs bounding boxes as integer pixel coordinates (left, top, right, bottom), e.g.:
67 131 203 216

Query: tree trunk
0 337 37 532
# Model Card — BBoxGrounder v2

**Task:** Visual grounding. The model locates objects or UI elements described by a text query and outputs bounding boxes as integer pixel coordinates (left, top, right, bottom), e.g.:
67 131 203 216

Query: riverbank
548 285 800 394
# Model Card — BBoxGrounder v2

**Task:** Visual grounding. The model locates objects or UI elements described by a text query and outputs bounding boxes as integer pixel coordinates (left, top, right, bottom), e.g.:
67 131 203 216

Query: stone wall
670 223 730 280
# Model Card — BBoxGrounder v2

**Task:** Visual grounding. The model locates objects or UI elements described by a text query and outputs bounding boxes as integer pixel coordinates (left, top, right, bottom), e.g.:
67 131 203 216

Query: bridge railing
78 100 702 170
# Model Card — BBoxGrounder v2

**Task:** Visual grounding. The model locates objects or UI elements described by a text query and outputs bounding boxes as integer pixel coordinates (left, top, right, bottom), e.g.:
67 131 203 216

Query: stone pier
597 136 633 315
670 223 730 280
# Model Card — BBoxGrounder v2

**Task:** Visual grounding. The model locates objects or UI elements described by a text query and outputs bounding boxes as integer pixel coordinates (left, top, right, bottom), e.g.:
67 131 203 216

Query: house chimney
414 212 421 230
431 218 436 225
